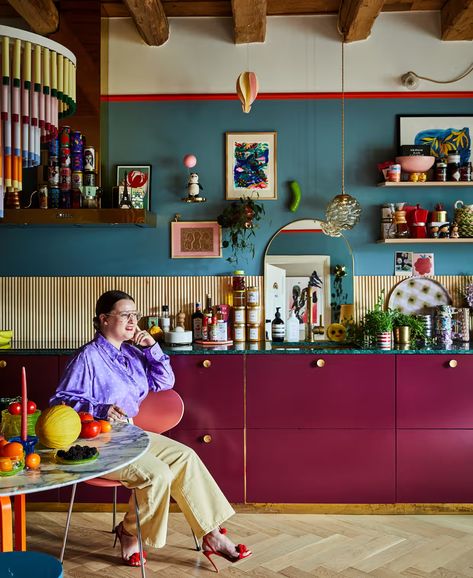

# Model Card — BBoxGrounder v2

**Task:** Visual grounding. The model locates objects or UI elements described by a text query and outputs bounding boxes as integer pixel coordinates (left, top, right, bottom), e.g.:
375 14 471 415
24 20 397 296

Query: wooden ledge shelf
378 238 473 243
378 181 473 187
0 209 156 227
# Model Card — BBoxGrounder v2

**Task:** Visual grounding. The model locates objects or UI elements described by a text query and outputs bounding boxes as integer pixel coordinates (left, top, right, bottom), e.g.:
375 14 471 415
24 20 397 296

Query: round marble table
0 422 150 551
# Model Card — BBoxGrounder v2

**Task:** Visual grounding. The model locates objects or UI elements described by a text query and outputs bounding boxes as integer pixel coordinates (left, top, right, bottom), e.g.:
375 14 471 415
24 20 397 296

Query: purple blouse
50 332 175 419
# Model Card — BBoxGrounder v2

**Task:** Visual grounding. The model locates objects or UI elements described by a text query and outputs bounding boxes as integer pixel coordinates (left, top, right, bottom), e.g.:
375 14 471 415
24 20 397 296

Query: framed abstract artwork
116 165 151 209
171 221 222 259
397 115 472 163
225 131 277 200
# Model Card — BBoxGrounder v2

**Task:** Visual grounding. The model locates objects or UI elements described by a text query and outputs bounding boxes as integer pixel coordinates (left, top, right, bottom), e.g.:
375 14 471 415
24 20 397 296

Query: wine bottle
192 303 203 341
119 171 133 209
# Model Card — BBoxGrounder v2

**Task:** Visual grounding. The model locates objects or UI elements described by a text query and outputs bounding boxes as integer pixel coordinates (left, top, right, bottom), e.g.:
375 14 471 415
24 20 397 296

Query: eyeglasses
106 311 142 322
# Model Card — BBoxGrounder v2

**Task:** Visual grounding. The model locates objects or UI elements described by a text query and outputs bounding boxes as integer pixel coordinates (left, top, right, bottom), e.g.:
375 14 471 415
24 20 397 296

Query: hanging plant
217 197 265 263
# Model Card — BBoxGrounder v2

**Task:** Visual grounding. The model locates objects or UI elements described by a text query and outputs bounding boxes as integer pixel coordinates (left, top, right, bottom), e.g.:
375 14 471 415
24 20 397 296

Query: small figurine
183 172 206 203
429 225 439 238
418 172 427 182
450 222 460 238
438 223 450 238
176 310 186 330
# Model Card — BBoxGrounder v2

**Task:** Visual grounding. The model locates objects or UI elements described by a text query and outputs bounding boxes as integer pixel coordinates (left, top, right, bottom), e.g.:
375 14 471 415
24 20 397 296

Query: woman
51 290 251 570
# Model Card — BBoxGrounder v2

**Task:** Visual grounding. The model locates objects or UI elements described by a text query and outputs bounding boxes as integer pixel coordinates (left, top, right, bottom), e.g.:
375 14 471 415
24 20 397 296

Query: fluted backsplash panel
0 276 262 347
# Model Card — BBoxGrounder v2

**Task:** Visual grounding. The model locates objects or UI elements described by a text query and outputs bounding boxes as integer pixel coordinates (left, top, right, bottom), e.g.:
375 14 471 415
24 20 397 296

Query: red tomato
26 400 37 414
80 420 101 439
78 411 94 422
8 402 22 415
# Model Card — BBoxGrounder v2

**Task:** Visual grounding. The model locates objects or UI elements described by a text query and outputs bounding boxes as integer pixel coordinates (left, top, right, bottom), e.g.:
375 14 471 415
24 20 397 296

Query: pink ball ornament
183 154 197 168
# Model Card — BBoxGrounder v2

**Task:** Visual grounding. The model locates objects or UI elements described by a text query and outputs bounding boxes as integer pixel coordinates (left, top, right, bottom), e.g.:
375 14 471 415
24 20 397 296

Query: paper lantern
0 25 77 217
236 71 258 114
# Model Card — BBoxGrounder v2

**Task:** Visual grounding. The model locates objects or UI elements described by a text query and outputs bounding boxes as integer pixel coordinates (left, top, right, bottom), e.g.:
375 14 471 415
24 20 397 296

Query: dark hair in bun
93 290 134 330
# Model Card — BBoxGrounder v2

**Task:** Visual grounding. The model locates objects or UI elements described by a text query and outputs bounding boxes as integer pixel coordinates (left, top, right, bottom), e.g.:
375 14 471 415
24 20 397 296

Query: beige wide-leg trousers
102 432 235 549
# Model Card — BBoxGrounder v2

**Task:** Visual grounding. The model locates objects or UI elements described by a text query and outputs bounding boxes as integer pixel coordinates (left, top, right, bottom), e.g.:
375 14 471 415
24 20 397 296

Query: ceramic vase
376 331 392 349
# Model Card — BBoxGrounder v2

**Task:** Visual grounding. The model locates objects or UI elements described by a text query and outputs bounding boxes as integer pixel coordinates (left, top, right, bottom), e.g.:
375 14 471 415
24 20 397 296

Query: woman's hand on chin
132 328 155 348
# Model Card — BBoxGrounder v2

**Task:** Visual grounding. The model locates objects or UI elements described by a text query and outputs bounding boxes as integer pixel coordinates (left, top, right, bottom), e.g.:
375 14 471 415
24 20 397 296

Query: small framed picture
413 253 435 277
394 251 413 276
171 221 222 259
116 165 151 209
225 131 277 200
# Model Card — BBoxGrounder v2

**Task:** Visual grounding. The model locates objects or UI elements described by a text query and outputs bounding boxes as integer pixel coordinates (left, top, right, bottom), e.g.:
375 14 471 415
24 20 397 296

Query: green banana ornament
289 180 302 212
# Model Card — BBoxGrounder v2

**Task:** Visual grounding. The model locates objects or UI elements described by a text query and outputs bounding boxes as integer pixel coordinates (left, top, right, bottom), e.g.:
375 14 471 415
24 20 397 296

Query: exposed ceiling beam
338 0 385 42
122 0 169 46
231 0 267 44
441 0 473 40
6 0 58 34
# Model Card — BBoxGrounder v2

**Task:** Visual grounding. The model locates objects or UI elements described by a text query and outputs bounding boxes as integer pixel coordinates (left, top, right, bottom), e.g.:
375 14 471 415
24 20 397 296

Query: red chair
59 390 198 577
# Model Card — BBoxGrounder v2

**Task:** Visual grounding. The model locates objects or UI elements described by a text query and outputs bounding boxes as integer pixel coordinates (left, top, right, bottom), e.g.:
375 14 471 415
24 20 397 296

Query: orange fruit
25 453 41 469
2 442 24 460
0 457 13 472
98 420 112 433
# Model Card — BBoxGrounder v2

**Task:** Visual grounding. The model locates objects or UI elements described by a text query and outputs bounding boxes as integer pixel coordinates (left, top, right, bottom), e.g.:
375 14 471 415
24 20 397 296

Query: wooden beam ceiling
338 0 385 42
441 0 473 41
122 0 169 46
6 0 58 35
231 0 267 44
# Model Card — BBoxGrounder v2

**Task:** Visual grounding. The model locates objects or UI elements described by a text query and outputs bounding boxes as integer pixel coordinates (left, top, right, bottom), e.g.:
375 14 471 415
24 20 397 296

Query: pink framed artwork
171 221 222 259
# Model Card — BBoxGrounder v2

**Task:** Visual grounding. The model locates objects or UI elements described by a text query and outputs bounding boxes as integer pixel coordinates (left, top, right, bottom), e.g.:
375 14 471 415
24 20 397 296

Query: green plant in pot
217 197 265 263
362 291 394 346
392 310 427 345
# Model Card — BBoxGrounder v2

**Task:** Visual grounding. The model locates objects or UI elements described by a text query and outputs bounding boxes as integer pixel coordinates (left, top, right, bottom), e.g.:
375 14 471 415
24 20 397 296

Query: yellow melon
35 405 81 449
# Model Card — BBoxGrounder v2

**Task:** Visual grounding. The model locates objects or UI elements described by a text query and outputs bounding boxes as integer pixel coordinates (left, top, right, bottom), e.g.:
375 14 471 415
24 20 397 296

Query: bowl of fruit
0 440 25 476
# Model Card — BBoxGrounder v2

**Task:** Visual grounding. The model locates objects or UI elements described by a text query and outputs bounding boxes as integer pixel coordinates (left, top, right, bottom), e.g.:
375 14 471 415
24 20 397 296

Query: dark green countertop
1 341 473 355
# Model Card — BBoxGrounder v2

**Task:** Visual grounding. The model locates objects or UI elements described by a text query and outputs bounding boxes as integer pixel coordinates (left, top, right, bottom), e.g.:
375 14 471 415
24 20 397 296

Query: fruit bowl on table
395 155 436 174
0 457 25 477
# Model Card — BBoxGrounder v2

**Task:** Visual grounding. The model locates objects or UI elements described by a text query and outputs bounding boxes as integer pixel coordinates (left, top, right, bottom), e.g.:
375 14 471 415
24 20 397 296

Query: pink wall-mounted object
236 71 258 113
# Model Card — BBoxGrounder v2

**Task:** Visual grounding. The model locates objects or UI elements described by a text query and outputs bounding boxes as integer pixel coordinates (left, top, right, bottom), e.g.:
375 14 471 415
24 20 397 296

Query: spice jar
435 160 447 182
232 270 246 291
247 324 261 342
246 287 260 307
447 152 461 182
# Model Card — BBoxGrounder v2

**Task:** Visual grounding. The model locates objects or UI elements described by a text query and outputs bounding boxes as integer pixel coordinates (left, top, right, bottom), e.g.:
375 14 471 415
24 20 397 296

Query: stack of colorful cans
417 314 432 342
47 136 60 208
70 129 84 208
59 126 72 208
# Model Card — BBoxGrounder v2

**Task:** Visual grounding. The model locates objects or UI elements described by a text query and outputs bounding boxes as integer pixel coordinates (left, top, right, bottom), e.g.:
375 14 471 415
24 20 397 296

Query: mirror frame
263 218 355 340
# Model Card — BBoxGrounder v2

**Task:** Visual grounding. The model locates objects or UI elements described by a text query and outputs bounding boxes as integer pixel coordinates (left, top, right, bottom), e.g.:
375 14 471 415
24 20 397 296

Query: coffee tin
247 307 261 324
233 307 246 324
60 147 71 168
49 187 60 208
71 153 84 172
246 287 260 306
59 125 71 148
59 167 71 190
49 137 59 157
48 165 59 186
83 171 96 187
84 146 95 171
72 170 83 188
71 130 83 154
233 324 246 342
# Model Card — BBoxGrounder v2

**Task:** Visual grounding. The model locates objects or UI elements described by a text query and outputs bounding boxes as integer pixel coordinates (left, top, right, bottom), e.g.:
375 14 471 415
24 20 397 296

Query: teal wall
1 97 472 276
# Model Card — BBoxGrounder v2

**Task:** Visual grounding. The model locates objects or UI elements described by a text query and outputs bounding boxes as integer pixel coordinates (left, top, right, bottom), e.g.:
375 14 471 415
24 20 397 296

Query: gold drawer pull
202 359 212 368
0 360 6 368
316 359 325 368
201 434 212 444
448 359 458 368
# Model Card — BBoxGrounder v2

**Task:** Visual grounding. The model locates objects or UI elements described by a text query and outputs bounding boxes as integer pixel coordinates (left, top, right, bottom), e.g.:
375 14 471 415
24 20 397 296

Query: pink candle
21 366 28 441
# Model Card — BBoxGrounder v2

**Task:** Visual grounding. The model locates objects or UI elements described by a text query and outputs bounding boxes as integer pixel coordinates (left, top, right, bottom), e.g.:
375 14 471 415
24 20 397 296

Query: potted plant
217 197 265 263
392 311 427 345
362 291 395 348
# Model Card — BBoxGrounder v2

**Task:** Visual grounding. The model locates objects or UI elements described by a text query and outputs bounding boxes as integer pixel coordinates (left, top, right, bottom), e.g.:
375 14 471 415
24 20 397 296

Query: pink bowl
395 155 435 173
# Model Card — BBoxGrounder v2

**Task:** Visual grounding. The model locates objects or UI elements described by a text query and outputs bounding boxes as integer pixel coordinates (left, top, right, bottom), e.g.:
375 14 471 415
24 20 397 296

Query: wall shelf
0 209 156 227
378 181 473 187
378 238 473 244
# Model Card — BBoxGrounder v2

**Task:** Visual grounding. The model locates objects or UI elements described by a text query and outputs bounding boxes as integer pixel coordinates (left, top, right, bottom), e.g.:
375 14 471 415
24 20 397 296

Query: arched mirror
264 219 354 341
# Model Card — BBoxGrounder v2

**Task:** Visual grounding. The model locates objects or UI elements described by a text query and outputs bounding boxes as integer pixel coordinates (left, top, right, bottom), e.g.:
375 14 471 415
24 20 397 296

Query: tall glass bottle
192 303 203 341
159 305 170 332
271 307 285 342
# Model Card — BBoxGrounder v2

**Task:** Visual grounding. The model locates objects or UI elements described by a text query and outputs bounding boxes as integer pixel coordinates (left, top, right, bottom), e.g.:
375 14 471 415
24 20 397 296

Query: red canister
59 167 72 190
60 147 71 168
59 126 71 148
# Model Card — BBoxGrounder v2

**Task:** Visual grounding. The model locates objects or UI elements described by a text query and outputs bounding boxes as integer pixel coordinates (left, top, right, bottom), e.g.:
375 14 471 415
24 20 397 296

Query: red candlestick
21 366 28 441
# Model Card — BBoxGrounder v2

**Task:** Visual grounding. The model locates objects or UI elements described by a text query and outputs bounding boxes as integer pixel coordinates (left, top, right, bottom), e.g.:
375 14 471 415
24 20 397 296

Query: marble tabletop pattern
0 422 150 497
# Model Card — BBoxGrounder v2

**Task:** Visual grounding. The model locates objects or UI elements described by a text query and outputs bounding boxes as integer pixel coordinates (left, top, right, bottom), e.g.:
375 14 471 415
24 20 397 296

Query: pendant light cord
341 38 345 195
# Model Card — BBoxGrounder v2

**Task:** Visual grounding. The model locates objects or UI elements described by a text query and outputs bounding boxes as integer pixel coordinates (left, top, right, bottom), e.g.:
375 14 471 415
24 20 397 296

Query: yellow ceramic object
327 323 347 342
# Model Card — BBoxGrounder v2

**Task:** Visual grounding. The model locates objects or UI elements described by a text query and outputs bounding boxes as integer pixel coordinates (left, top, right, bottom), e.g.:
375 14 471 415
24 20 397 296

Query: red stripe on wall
101 91 473 102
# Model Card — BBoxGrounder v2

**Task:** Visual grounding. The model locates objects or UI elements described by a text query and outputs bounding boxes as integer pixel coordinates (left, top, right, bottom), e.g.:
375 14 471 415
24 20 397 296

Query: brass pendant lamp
322 36 361 237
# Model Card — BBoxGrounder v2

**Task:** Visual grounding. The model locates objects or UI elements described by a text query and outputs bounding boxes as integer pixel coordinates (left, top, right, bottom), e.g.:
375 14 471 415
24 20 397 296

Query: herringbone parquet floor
25 511 473 577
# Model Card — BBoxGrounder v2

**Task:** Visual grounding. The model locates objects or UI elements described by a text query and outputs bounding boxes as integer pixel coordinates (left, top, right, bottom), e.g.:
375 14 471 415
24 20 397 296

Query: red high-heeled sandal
113 522 148 567
202 527 252 573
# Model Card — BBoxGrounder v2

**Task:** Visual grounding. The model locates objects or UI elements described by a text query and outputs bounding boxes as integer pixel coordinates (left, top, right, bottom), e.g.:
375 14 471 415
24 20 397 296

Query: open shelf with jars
0 209 156 227
377 238 473 244
378 182 473 187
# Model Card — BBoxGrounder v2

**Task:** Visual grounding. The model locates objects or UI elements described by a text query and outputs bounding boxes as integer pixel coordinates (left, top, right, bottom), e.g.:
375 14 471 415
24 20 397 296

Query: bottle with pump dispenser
286 310 300 342
271 307 285 342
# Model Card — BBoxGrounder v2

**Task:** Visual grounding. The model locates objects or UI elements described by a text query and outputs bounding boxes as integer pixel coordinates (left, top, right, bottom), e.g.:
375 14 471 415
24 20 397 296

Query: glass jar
232 291 246 307
232 270 246 291
447 153 461 182
246 287 260 307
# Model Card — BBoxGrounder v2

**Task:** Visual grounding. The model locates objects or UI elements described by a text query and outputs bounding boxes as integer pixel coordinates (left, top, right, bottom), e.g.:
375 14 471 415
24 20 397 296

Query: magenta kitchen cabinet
247 354 395 429
247 429 395 503
397 355 473 428
168 429 244 502
170 355 244 430
397 429 473 502
0 355 59 413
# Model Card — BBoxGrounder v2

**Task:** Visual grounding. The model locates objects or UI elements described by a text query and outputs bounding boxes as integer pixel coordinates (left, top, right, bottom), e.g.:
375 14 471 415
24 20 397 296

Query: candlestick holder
9 435 38 455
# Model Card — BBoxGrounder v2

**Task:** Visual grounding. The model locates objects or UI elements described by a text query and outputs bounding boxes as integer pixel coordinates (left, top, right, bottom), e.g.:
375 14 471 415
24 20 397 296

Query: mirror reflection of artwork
287 271 324 325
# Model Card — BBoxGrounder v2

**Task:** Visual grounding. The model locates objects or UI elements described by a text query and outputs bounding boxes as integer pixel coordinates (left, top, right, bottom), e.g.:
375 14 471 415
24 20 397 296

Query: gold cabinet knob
0 360 6 368
202 359 212 368
448 359 458 368
201 434 212 444
316 359 325 368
